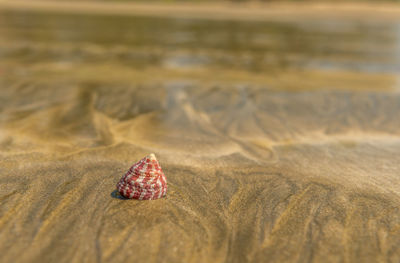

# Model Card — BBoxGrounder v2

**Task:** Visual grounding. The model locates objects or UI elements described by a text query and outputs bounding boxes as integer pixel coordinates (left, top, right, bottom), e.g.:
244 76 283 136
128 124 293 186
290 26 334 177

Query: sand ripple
1 7 400 263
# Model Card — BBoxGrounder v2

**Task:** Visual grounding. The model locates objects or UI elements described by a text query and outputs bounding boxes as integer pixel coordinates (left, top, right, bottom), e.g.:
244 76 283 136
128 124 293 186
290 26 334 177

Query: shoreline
1 0 400 21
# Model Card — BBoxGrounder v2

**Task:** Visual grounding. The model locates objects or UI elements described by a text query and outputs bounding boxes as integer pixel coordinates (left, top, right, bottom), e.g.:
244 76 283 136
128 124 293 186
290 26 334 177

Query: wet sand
2 0 400 22
1 3 400 263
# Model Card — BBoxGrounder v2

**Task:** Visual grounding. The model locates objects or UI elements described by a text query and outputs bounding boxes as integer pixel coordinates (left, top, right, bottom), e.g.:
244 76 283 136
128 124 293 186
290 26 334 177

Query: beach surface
1 2 400 262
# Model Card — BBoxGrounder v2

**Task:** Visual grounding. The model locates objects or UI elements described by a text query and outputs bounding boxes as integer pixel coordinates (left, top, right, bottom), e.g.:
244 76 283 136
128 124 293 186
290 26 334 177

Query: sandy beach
2 0 400 22
1 1 400 262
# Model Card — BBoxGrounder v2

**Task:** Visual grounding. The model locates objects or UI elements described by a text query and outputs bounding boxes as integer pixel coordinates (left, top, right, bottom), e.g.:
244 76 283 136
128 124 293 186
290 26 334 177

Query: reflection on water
1 10 400 75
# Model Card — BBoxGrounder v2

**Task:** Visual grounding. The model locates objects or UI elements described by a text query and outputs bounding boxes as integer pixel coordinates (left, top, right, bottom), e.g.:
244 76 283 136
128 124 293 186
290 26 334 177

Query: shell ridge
116 154 167 200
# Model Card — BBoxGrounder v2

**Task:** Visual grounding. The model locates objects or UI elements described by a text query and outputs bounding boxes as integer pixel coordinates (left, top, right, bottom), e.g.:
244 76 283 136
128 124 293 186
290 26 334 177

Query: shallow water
1 9 400 263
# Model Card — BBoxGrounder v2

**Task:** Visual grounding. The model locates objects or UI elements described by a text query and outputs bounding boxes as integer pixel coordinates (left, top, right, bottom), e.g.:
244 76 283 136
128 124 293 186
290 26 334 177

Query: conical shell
116 153 167 200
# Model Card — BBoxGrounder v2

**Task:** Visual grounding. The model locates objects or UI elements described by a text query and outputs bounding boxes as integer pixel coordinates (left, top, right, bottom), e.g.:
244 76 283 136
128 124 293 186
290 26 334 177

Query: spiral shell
116 153 167 200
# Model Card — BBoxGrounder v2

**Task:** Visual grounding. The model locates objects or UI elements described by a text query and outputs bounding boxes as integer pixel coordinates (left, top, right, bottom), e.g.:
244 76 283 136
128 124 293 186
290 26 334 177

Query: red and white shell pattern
116 153 167 200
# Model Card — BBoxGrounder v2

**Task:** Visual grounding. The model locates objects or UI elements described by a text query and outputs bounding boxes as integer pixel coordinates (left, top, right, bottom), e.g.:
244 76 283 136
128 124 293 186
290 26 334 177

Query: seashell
116 153 167 200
